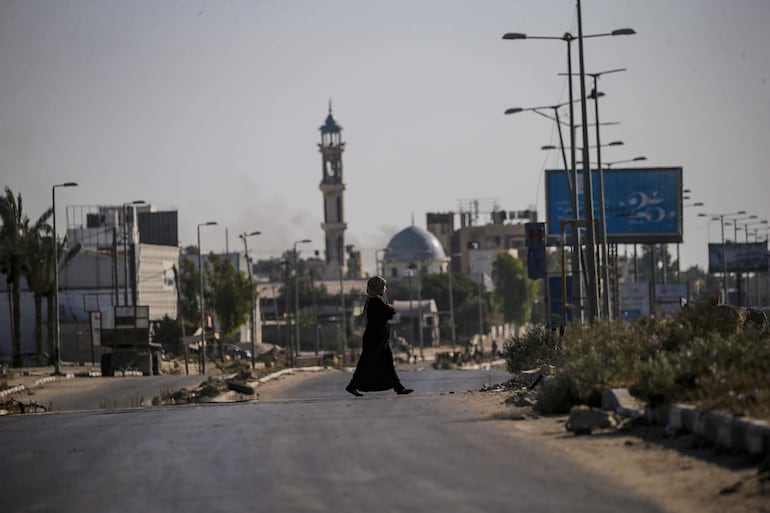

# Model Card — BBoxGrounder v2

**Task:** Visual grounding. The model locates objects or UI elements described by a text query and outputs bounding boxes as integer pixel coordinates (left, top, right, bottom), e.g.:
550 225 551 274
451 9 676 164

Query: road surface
0 367 664 513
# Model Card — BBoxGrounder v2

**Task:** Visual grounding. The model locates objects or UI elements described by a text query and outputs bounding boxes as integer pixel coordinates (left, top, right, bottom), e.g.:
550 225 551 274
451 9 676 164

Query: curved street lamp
503 25 635 321
52 182 78 375
197 221 217 374
122 200 146 306
239 231 261 368
293 239 311 366
698 211 746 302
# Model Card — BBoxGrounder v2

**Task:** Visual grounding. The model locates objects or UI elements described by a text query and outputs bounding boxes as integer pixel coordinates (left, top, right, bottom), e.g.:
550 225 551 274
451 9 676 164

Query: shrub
536 374 577 414
502 323 560 374
520 308 770 419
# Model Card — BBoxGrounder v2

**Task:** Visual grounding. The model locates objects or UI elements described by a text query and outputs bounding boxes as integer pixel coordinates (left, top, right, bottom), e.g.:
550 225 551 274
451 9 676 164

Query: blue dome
384 226 446 262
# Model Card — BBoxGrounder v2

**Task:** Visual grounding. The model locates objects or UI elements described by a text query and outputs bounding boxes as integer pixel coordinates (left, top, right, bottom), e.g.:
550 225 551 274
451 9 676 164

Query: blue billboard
708 242 769 273
545 167 683 244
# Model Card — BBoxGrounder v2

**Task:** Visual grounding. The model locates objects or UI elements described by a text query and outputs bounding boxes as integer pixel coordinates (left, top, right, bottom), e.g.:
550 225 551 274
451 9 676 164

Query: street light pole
699 211 745 303
293 239 311 365
503 25 634 322
506 102 583 323
197 221 217 374
447 254 459 352
52 182 78 375
586 68 625 320
680 201 705 282
240 230 261 369
122 200 146 306
477 273 484 352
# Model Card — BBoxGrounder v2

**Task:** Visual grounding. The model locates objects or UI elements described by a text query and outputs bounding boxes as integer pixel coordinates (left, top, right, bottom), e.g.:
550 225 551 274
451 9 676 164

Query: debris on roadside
0 398 48 415
565 405 619 435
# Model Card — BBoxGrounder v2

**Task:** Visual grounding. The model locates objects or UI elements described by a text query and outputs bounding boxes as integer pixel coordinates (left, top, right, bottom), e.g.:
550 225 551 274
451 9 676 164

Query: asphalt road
0 368 664 513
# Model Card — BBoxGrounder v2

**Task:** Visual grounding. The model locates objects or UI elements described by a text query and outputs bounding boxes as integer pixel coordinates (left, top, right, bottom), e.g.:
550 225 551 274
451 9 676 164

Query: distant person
346 276 413 397
491 339 498 360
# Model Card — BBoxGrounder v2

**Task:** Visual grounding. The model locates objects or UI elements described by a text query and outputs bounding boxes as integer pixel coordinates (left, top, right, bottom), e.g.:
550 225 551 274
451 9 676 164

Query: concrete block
736 418 770 455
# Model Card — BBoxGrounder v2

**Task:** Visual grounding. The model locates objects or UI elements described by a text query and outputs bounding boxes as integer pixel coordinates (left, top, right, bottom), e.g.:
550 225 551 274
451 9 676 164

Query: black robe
348 296 404 392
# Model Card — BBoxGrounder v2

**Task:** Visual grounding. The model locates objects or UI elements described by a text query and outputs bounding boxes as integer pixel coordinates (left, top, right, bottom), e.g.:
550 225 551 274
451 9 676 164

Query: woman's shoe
396 388 413 395
346 385 363 397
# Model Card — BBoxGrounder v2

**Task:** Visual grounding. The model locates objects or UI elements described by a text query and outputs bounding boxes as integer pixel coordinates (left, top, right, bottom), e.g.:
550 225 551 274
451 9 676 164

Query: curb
602 388 770 456
0 373 75 400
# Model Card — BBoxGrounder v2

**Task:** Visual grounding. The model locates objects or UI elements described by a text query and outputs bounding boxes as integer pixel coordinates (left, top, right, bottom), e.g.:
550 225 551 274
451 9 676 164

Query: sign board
548 275 573 323
708 242 769 273
525 223 546 279
89 311 101 347
545 167 683 244
619 282 650 319
654 283 689 303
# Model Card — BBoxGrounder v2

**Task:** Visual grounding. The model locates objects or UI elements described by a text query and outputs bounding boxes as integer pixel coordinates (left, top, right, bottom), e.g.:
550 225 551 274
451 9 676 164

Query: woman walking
346 275 413 397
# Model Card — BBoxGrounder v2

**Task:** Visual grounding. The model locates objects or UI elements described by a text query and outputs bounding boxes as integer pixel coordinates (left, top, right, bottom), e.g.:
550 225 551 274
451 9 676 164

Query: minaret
318 102 347 277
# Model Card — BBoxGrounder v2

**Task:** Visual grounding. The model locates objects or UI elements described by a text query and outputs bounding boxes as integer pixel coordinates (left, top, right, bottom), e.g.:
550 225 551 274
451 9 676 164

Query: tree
153 314 183 355
176 257 201 331
0 187 52 366
492 252 538 330
206 253 251 340
23 225 53 365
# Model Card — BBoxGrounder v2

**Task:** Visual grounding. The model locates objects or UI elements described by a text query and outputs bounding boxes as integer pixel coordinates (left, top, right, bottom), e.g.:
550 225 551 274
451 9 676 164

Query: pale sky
2 0 769 276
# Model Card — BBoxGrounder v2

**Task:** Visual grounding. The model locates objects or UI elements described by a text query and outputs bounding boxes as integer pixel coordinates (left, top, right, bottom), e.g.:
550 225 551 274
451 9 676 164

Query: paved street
0 368 664 513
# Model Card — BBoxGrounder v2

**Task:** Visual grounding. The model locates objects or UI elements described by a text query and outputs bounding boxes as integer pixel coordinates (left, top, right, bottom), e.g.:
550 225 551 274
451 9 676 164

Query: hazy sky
2 0 769 275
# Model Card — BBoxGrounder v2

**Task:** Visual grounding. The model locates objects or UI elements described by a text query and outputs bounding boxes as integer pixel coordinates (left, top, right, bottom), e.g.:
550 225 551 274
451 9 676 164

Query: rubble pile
432 350 487 369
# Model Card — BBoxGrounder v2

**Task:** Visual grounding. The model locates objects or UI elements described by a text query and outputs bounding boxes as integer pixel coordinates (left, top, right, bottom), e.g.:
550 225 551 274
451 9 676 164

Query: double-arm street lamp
197 221 217 374
293 239 311 366
239 231 261 369
52 182 78 375
738 219 769 242
503 22 635 322
122 200 146 306
507 101 583 317
587 70 626 321
725 215 758 242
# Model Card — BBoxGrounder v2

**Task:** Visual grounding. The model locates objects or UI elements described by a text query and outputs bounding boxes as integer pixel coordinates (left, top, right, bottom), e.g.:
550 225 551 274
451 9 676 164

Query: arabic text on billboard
545 167 682 244
708 243 768 273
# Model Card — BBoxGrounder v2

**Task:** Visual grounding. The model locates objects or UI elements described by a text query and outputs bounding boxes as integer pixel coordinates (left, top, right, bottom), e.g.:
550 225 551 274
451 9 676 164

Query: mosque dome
383 225 447 263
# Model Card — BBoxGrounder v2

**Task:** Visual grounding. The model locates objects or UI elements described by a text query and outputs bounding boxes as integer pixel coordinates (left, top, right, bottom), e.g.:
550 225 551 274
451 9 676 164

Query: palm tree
24 224 53 365
0 187 31 366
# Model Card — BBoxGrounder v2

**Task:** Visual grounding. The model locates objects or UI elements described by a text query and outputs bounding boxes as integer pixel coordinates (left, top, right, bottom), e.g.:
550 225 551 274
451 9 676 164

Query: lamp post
698 211 746 303
293 239 311 364
725 215 758 306
339 262 347 359
446 253 461 352
239 230 261 369
503 25 635 322
587 69 625 320
679 201 705 282
735 220 767 306
197 221 217 374
507 101 582 319
122 200 146 306
52 182 78 375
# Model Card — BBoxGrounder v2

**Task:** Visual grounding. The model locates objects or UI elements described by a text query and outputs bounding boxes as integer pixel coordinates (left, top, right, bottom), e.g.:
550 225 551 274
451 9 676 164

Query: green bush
502 323 560 373
508 309 770 419
536 374 577 414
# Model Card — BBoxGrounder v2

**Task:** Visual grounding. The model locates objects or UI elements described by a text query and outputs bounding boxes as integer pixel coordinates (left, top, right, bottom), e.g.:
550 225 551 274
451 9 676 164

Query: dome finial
328 98 333 115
